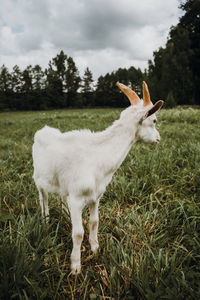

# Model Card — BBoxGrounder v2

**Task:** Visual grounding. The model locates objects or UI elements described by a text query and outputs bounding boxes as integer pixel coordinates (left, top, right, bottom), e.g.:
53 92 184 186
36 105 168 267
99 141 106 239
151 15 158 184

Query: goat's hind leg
38 188 49 220
68 197 84 275
89 200 99 253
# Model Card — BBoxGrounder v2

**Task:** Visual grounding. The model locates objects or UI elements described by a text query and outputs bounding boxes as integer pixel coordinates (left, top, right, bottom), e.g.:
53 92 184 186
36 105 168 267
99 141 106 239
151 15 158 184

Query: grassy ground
0 107 200 299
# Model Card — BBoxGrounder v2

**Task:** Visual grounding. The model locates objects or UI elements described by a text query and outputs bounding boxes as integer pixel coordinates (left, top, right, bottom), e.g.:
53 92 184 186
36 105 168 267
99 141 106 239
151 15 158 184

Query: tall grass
0 107 200 299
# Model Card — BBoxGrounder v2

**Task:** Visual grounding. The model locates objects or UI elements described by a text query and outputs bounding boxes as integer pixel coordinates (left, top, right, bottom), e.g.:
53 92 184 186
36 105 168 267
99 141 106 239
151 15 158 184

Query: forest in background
0 0 199 111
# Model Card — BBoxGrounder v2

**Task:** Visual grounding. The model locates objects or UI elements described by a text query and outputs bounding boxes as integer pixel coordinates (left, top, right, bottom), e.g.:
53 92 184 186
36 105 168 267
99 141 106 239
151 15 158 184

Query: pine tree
81 67 94 107
65 57 81 106
0 65 12 110
65 57 81 94
0 65 11 92
21 65 33 93
32 65 45 91
82 67 93 93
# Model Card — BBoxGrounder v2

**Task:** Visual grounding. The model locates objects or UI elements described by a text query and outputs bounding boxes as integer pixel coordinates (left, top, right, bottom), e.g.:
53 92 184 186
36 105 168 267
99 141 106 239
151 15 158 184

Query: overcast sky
0 0 182 79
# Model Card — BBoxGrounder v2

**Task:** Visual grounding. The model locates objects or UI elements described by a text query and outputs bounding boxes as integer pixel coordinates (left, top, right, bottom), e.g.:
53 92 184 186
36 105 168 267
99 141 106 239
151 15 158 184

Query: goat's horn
116 82 140 105
143 81 151 106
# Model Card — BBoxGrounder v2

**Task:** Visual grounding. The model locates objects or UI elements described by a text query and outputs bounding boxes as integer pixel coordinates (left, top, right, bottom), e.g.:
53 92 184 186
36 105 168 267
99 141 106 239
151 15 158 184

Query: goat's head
117 81 164 144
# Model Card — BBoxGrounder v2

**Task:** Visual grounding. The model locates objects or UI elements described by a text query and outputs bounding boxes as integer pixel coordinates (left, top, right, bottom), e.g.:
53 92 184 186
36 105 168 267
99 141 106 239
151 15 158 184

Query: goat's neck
99 110 138 172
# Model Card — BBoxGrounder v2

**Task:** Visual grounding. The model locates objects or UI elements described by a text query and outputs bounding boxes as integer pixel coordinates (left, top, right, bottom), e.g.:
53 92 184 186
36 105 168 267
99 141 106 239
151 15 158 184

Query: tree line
0 0 199 111
0 54 144 110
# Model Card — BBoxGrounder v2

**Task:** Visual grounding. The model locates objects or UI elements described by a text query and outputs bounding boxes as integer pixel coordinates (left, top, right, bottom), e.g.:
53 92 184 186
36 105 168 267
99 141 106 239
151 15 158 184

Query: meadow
0 107 200 299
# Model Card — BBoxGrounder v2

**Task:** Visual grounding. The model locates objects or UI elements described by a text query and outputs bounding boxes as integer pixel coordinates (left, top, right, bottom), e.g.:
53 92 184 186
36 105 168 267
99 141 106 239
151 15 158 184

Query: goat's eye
153 119 157 124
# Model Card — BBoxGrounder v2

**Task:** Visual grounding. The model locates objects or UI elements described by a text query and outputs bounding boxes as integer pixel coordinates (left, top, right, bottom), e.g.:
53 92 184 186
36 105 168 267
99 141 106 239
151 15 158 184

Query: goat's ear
116 82 141 105
140 100 164 123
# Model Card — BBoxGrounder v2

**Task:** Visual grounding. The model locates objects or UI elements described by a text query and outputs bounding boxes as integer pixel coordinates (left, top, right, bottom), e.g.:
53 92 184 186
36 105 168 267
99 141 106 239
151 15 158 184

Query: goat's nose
156 137 160 143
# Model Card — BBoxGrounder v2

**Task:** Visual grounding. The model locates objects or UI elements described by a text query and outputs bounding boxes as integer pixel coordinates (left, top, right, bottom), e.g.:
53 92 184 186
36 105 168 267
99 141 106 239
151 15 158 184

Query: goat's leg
89 200 99 253
39 188 49 219
68 198 84 275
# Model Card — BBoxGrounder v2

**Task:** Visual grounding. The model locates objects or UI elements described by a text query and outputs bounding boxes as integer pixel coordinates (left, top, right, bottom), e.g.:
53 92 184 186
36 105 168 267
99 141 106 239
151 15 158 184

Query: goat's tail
34 125 61 147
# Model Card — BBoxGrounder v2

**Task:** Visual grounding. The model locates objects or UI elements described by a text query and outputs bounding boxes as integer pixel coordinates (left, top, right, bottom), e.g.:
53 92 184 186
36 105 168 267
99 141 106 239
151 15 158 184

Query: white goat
32 81 164 274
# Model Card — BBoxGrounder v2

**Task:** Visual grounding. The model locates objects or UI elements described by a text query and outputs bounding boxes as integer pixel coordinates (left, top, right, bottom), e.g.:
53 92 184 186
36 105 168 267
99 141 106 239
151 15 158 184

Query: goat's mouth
156 138 160 144
149 139 160 145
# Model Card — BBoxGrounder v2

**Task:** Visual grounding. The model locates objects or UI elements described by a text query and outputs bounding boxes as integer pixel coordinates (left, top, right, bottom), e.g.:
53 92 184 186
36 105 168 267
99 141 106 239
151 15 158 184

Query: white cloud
0 0 182 78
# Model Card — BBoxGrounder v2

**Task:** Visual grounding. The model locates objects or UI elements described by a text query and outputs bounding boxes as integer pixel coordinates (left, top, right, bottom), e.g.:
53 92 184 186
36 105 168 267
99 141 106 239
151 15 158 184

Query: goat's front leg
39 188 49 220
89 200 99 253
68 198 84 275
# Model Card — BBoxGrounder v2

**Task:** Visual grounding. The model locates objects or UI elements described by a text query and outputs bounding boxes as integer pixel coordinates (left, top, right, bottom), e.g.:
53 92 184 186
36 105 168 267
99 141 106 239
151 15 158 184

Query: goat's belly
96 173 113 200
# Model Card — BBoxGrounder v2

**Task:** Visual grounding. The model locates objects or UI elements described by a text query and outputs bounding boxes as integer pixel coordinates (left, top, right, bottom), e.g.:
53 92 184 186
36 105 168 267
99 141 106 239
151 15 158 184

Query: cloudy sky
0 0 182 79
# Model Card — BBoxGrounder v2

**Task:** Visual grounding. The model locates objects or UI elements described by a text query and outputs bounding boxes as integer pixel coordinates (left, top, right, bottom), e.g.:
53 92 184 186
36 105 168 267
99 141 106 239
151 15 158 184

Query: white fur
32 102 161 274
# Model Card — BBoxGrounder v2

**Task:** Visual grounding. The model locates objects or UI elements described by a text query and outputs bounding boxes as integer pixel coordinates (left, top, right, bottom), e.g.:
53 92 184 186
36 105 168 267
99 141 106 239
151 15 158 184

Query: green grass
0 107 200 299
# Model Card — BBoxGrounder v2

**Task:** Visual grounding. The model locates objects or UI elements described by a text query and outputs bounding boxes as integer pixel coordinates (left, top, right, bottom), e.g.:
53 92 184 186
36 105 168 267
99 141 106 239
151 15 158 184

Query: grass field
0 107 200 299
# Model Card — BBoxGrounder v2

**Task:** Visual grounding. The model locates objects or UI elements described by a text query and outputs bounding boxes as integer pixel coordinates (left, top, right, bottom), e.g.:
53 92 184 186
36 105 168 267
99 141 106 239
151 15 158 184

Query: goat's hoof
91 242 99 254
43 215 49 223
71 263 81 275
